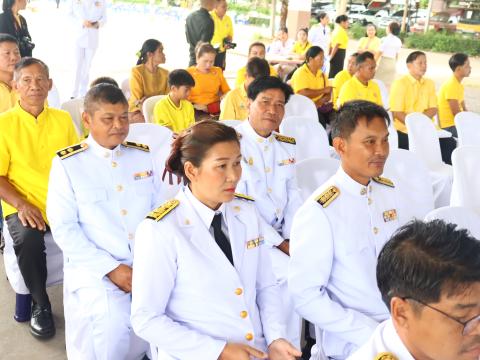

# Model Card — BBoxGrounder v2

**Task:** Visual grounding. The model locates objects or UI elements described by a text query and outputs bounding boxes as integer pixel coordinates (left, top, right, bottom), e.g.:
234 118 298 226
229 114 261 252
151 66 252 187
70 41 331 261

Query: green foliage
348 22 386 40
404 31 480 56
229 3 271 16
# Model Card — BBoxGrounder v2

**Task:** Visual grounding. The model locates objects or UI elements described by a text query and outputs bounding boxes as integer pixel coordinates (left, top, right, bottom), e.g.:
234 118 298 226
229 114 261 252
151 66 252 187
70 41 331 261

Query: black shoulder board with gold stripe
316 186 340 208
234 193 255 202
146 199 179 221
374 352 398 360
56 143 88 160
122 141 150 152
372 176 395 188
274 134 296 144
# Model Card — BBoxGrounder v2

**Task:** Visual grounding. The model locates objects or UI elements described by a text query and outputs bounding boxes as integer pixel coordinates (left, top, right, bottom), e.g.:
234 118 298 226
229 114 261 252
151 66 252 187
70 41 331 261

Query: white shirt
379 34 402 59
288 167 410 359
68 0 107 48
131 188 286 360
268 38 295 57
308 24 331 56
47 136 163 289
347 319 415 360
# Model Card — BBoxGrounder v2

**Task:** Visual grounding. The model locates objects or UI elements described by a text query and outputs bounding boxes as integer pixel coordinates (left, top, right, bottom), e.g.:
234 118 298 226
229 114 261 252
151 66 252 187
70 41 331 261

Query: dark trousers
329 48 346 79
214 51 226 70
397 130 457 165
5 213 50 307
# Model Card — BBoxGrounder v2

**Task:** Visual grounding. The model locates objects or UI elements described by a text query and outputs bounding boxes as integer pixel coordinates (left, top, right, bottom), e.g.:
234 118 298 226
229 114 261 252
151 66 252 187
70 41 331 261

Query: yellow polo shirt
338 75 383 107
358 36 381 53
291 63 329 102
219 84 248 120
331 26 349 50
128 64 169 112
210 11 234 52
153 95 195 133
187 66 230 105
235 64 278 88
0 103 79 221
438 75 465 129
0 81 17 113
332 69 352 109
292 41 312 56
390 74 437 133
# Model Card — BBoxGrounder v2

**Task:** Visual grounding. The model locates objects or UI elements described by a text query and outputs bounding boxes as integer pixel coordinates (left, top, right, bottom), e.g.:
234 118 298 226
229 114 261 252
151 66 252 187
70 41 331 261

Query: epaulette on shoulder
316 186 340 208
234 193 255 202
374 352 398 360
274 134 296 145
372 176 395 188
122 141 150 152
56 143 88 160
146 199 179 222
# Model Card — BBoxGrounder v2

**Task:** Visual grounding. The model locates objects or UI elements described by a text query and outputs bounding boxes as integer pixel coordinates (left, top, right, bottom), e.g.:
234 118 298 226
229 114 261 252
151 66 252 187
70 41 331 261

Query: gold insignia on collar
234 193 255 201
56 143 88 160
246 237 264 249
374 352 398 360
372 176 395 188
146 199 179 221
316 186 340 208
122 141 150 152
274 134 296 144
383 209 397 222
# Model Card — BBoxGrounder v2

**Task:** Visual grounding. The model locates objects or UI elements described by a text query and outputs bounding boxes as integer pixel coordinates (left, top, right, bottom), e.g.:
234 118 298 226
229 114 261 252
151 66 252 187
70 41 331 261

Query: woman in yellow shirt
329 15 349 78
291 28 312 60
357 23 381 60
187 42 230 121
128 39 169 122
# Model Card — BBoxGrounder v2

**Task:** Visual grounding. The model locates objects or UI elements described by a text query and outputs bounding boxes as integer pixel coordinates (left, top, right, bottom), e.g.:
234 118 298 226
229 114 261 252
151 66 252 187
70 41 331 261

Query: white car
349 8 388 25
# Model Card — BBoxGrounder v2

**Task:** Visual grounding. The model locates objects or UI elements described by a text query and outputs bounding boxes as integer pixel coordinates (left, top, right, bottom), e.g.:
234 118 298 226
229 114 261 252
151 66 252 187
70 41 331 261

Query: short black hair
246 57 270 79
406 50 426 64
377 219 480 309
90 76 119 88
0 33 18 46
279 26 288 34
332 100 390 139
305 46 324 62
168 69 195 88
356 51 375 66
449 53 469 72
317 12 328 21
247 76 293 103
14 57 49 79
84 83 128 115
336 15 348 24
248 42 266 54
388 21 401 36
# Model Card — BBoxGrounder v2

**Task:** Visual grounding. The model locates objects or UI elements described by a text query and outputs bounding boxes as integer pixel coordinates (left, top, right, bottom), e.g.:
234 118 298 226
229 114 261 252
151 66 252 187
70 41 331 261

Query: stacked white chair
142 95 165 123
454 111 480 147
219 119 243 128
121 77 131 100
47 82 61 108
387 112 398 149
373 78 389 110
284 94 319 122
295 157 340 200
61 97 84 137
425 206 480 239
450 146 480 214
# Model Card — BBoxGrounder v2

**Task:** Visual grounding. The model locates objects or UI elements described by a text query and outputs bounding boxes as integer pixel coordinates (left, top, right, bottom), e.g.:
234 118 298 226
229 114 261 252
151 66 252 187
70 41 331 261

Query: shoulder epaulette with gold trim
56 143 88 160
372 176 395 188
274 134 296 145
122 141 150 152
374 352 398 360
146 199 179 221
316 186 340 208
234 193 255 202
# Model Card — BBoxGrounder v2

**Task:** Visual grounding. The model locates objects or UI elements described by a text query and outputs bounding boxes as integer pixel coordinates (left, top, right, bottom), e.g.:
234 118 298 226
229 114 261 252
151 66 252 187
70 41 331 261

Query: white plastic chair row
455 111 480 147
284 94 318 123
425 206 480 239
61 97 84 137
142 95 166 123
450 145 480 214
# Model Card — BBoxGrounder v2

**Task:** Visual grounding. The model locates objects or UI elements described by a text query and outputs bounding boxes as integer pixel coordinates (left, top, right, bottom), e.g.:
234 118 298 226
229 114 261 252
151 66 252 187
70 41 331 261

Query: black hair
0 33 18 46
332 100 390 139
336 15 348 24
14 57 49 79
449 53 469 72
2 0 14 12
356 51 375 66
136 39 162 66
246 57 270 79
247 76 293 103
349 52 359 59
297 27 308 36
365 22 377 37
305 46 324 63
248 42 266 54
195 42 216 59
406 50 426 64
84 83 128 115
279 26 288 34
377 219 480 309
168 69 195 88
90 76 119 88
317 12 328 22
388 21 401 36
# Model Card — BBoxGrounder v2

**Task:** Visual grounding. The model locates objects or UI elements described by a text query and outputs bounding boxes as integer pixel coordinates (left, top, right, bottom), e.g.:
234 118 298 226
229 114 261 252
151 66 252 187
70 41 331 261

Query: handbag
317 73 333 114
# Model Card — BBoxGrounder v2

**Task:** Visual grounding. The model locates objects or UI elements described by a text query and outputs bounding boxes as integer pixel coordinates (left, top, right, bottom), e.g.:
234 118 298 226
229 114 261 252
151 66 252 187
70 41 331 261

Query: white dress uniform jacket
347 320 414 360
47 136 163 360
289 167 410 359
69 0 106 49
131 187 286 360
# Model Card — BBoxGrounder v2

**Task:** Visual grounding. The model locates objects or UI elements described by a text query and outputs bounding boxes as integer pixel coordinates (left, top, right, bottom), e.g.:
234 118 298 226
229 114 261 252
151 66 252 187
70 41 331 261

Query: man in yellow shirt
438 53 471 136
210 0 234 70
0 34 20 113
235 42 278 88
220 57 270 120
0 58 79 339
153 69 195 133
338 51 382 107
332 52 358 109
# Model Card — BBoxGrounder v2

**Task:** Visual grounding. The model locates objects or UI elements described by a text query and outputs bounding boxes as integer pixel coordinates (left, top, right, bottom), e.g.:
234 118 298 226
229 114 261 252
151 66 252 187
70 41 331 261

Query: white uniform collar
383 319 415 359
85 135 123 160
184 186 226 230
336 165 372 197
243 119 276 144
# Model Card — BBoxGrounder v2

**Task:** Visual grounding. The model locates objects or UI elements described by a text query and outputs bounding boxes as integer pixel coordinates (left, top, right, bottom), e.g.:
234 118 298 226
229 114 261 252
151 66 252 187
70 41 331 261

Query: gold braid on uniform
146 199 180 221
122 141 150 152
274 134 296 144
374 352 398 360
316 186 340 208
56 143 89 160
234 193 255 202
372 176 395 188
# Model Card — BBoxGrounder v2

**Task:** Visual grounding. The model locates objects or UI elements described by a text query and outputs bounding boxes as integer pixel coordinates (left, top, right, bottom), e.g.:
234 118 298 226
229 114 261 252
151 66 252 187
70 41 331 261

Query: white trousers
72 46 97 98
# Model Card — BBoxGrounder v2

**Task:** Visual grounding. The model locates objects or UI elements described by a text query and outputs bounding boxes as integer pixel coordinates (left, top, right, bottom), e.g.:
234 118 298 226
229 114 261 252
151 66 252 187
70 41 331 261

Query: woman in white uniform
131 121 301 360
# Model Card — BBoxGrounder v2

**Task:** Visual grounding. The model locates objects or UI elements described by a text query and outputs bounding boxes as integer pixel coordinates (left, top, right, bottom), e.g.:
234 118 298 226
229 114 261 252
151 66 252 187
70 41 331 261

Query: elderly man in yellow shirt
0 34 20 113
0 57 79 339
210 0 234 70
235 42 278 88
332 52 358 109
438 53 471 137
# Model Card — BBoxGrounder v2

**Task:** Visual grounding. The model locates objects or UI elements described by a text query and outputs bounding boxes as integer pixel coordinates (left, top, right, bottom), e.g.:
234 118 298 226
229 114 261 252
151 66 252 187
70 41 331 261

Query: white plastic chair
142 95 165 123
219 119 243 128
284 94 319 123
372 78 389 110
295 157 340 200
425 206 480 239
455 111 480 147
121 77 131 100
387 112 398 149
61 97 84 137
47 82 61 108
450 146 480 214
280 115 330 161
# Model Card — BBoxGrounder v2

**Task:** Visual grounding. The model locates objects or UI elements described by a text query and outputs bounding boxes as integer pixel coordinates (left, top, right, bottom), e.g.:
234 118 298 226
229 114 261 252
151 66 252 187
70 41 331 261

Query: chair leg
14 293 32 322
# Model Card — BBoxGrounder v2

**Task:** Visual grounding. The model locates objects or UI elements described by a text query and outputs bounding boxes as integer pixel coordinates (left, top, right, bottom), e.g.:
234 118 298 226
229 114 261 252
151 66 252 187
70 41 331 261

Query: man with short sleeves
185 0 215 66
0 34 20 113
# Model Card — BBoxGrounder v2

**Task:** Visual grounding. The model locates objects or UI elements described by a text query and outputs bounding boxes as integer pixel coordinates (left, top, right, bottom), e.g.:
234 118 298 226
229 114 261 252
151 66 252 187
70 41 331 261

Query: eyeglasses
404 297 480 336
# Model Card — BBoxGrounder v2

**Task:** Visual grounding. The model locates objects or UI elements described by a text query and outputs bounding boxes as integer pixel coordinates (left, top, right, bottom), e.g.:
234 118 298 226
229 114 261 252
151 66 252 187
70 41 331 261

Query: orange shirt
187 66 230 105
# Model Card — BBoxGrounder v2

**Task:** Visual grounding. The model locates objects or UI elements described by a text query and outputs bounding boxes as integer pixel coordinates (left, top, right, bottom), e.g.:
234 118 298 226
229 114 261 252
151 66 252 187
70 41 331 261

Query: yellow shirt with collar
235 64 278 88
210 10 234 52
291 63 329 102
331 26 349 50
358 36 381 53
219 84 248 120
187 66 230 105
0 103 79 221
332 69 352 109
292 41 312 56
153 95 195 133
437 75 465 129
390 74 437 133
338 75 383 107
0 81 17 113
128 64 169 112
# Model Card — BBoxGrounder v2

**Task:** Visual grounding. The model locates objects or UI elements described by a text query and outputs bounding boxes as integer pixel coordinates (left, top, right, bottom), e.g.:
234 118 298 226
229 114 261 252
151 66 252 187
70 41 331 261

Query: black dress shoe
30 303 55 339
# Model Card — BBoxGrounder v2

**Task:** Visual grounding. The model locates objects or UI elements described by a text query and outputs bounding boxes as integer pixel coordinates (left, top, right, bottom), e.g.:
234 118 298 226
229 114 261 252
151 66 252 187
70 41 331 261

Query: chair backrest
405 112 445 170
425 206 480 239
47 82 61 108
455 111 480 147
450 145 480 213
219 119 243 128
387 111 398 149
142 95 166 123
372 78 389 110
284 94 319 122
121 78 131 100
295 157 340 200
61 98 84 137
280 115 330 161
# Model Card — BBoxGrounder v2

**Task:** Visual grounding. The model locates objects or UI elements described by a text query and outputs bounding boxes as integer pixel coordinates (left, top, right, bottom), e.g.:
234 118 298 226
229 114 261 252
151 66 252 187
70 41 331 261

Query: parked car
349 8 388 25
411 12 458 33
457 8 480 38
377 9 428 31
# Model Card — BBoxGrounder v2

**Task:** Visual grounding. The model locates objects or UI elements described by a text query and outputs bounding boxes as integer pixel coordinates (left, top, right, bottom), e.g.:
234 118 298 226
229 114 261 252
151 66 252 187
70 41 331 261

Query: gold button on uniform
368 198 372 205
235 288 243 295
264 146 269 152
360 188 367 195
245 333 253 341
267 188 272 193
373 227 379 234
265 167 271 173
120 209 128 216
128 233 134 240
111 161 118 168
240 311 248 318
104 152 110 158
116 185 123 192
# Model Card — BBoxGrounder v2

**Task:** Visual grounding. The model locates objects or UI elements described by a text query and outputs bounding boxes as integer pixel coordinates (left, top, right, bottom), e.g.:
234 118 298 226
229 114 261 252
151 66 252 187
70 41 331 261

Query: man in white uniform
236 76 304 348
348 220 480 360
289 100 411 359
308 12 331 74
69 0 106 98
47 84 163 359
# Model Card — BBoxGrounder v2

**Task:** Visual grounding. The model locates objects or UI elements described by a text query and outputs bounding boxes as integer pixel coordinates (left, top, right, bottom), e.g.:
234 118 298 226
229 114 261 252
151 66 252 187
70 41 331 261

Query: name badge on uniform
278 158 295 166
246 237 264 249
383 209 397 222
133 170 153 180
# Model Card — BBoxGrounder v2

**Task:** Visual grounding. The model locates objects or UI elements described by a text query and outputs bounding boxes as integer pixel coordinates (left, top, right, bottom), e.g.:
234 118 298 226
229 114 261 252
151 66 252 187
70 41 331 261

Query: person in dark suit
185 0 215 66
0 0 34 57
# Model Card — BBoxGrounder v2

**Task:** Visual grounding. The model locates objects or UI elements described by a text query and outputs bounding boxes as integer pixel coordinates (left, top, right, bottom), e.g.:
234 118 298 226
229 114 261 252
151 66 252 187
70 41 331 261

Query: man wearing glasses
348 219 480 360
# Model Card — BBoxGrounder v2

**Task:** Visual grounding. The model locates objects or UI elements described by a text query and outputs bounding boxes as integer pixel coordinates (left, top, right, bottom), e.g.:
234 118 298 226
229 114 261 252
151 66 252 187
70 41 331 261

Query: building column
286 0 312 38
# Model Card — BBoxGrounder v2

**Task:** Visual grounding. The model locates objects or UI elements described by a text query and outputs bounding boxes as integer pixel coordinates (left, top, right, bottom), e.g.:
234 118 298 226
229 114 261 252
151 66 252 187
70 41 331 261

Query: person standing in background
185 0 215 67
309 13 331 74
69 0 106 99
376 21 402 89
0 34 21 113
329 15 349 79
357 23 380 60
0 0 35 57
210 0 234 70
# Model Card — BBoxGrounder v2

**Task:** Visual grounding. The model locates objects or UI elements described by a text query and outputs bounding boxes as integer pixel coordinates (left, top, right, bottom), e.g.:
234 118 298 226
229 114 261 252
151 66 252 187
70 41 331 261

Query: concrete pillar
286 0 312 39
